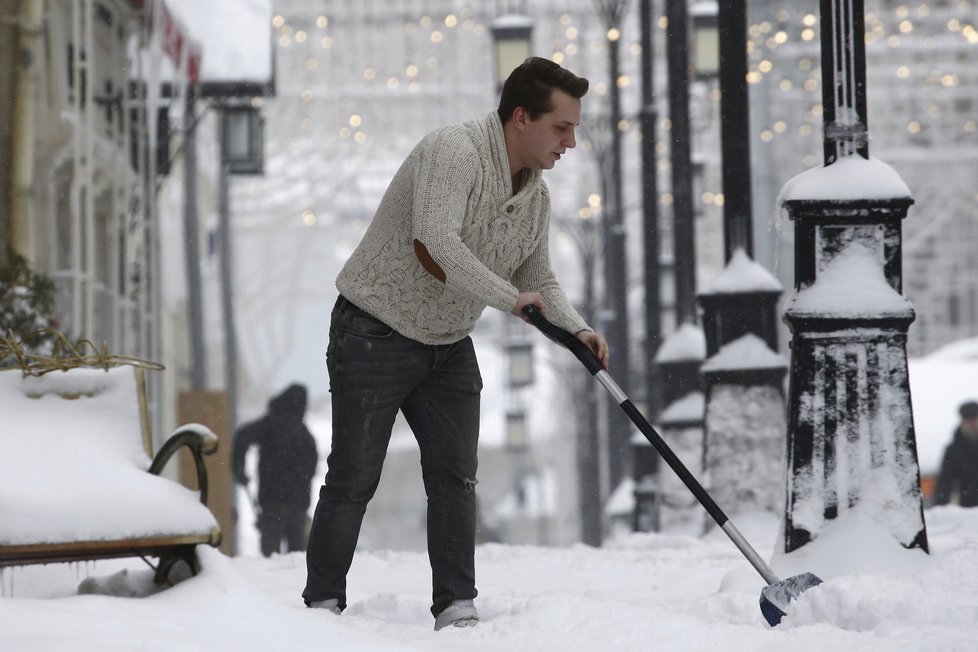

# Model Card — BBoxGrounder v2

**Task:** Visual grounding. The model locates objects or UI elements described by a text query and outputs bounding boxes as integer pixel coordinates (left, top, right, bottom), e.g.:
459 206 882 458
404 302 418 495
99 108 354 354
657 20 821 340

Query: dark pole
183 85 206 389
576 217 603 546
636 0 662 533
717 0 753 261
820 0 869 163
639 0 661 417
218 110 238 433
666 0 696 325
597 0 632 493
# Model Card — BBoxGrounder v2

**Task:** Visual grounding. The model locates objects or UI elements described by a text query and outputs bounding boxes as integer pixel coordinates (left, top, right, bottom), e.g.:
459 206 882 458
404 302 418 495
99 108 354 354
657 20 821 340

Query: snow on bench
0 366 221 582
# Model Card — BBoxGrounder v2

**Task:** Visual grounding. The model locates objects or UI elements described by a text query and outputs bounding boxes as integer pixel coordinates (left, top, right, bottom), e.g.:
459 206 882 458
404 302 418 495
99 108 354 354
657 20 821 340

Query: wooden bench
0 365 222 584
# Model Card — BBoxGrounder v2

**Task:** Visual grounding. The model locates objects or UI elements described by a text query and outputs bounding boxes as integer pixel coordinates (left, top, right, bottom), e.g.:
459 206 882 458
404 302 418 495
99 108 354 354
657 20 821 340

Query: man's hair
497 57 589 124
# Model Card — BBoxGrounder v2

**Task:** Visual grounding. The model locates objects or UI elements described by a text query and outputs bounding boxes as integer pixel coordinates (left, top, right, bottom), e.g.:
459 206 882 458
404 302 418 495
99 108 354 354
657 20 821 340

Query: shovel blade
759 572 823 626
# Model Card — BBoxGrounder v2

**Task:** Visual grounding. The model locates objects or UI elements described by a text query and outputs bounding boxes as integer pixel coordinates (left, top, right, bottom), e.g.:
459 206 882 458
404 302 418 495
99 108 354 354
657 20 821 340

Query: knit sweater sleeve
510 197 590 335
412 130 520 312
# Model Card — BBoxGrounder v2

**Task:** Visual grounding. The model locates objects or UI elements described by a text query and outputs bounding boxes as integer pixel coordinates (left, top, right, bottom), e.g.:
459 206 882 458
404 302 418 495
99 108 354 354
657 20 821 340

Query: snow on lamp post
778 0 928 553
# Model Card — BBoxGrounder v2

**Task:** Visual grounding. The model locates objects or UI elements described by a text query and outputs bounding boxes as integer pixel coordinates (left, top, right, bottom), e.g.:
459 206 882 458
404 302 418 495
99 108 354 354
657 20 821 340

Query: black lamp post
665 0 697 327
216 102 265 434
594 0 632 496
563 209 604 546
780 0 928 553
635 0 662 532
716 0 751 260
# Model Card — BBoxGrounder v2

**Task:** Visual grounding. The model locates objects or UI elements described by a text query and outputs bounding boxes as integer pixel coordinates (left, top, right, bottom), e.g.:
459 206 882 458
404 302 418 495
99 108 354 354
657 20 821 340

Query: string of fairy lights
262 0 977 230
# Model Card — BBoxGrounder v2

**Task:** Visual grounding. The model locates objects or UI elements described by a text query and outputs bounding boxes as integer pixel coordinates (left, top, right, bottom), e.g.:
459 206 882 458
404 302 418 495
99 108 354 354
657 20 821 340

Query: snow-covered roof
166 0 273 83
491 14 535 30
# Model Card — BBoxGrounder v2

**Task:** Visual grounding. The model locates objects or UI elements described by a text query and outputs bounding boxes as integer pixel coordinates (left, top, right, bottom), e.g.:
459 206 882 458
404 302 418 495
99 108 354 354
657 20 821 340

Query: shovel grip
522 305 603 375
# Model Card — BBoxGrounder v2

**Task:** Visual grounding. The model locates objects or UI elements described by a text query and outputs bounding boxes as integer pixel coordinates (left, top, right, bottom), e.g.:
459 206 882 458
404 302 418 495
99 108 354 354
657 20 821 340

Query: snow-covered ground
1 506 976 651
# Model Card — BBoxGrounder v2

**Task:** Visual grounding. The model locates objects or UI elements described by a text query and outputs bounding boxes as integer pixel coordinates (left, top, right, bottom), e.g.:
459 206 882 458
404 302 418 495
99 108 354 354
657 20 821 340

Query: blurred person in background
935 400 978 507
234 383 319 556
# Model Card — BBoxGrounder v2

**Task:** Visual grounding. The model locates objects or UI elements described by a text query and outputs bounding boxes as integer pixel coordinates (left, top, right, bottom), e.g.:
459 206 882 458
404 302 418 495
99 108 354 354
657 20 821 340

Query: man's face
518 89 581 171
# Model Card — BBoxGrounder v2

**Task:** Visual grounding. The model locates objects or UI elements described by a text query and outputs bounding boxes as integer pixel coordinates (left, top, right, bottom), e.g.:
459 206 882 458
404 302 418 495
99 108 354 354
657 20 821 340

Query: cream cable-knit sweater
336 111 589 345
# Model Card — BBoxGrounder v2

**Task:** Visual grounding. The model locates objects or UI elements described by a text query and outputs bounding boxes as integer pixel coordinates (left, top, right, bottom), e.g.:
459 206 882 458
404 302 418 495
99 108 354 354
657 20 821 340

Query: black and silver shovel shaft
523 305 780 586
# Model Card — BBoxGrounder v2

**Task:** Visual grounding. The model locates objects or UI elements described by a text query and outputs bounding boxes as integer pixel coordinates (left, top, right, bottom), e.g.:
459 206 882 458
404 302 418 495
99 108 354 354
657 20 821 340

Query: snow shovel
522 305 822 626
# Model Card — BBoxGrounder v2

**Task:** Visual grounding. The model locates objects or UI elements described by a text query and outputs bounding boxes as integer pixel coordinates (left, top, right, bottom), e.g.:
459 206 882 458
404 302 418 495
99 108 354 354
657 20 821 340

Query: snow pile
771 506 977 648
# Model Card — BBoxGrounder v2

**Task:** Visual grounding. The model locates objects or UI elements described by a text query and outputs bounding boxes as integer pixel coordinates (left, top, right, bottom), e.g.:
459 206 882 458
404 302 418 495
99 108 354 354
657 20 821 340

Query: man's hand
512 291 545 323
576 330 609 370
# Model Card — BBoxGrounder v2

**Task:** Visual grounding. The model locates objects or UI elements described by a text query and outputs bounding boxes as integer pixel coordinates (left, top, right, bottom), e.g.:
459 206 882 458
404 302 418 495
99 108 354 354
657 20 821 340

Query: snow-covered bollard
650 391 706 535
779 155 929 554
701 335 787 520
697 251 787 523
635 324 706 532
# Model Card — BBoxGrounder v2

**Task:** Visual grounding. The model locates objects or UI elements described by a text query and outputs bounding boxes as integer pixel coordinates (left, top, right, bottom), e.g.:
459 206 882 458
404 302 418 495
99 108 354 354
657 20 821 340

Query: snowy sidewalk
2 508 977 651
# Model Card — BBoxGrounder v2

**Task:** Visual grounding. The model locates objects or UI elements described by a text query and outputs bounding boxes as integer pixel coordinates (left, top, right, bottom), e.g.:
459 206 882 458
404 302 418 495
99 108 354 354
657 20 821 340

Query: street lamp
691 2 720 80
490 15 533 90
506 410 528 451
216 101 267 437
506 341 535 388
221 105 265 175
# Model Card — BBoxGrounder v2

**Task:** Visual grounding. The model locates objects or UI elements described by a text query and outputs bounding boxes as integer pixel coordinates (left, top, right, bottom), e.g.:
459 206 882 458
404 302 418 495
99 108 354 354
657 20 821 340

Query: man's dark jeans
302 296 482 617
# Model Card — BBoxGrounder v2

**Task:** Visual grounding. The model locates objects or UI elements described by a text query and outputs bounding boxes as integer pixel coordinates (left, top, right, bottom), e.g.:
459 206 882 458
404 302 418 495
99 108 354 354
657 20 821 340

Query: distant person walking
233 384 319 556
935 400 978 507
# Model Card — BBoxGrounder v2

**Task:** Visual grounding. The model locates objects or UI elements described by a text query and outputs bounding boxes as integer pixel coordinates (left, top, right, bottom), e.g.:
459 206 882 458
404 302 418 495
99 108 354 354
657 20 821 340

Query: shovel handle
522 304 729 528
521 305 603 375
522 304 786 587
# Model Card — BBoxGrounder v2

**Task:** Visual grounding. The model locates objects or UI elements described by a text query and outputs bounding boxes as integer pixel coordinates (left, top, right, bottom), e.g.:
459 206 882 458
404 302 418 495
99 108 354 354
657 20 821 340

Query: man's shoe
307 598 341 614
434 599 479 631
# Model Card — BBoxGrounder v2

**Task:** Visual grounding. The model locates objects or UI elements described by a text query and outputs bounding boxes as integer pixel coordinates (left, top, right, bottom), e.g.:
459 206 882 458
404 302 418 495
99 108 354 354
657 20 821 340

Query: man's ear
513 106 528 131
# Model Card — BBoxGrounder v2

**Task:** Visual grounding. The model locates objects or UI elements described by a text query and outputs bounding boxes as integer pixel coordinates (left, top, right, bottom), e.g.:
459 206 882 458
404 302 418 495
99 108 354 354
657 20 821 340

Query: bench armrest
148 424 219 505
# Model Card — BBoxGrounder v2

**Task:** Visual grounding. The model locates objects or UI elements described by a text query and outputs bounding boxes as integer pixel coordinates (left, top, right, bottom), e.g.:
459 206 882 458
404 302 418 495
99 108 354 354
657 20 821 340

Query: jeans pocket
339 302 395 339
